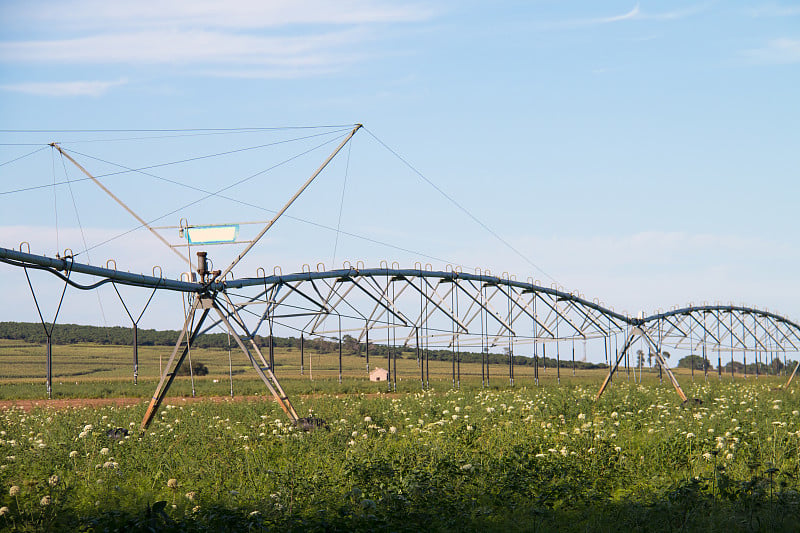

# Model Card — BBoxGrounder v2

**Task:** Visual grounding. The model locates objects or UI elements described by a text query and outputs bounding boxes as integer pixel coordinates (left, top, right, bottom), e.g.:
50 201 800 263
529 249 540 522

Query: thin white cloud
0 0 434 83
540 4 639 29
744 38 800 64
0 28 367 66
0 78 127 96
597 3 641 24
539 2 708 30
201 66 341 80
5 0 434 32
640 3 711 21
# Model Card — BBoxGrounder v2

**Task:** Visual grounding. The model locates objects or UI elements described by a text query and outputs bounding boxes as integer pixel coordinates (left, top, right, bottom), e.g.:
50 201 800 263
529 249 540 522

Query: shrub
175 360 209 376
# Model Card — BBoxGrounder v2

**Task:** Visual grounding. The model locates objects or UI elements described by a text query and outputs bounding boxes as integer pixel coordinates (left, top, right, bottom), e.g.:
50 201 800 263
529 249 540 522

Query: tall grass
1 379 799 531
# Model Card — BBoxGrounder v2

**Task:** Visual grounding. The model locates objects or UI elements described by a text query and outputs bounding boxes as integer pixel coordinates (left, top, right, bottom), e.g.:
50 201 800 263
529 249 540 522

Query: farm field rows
0 338 620 400
2 341 800 531
1 338 785 400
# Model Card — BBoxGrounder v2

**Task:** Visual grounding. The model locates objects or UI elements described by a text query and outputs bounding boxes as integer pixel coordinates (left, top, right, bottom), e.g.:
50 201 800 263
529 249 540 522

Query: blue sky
0 1 799 343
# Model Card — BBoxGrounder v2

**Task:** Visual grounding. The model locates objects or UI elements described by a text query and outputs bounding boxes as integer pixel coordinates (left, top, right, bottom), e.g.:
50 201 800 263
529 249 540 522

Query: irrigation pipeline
4 245 800 343
0 246 195 292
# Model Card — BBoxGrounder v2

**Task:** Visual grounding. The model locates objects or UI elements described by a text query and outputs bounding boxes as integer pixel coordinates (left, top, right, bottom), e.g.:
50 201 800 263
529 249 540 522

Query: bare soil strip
0 395 272 411
0 392 401 411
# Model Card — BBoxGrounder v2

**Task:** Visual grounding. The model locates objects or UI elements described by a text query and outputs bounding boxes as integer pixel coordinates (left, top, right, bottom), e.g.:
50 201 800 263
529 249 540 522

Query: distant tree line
633 348 794 376
338 335 607 369
674 353 793 375
0 321 236 348
0 322 354 351
0 322 609 369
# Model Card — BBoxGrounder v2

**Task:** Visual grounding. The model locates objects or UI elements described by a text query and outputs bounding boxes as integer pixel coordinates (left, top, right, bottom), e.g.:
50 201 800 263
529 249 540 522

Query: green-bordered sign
186 225 239 244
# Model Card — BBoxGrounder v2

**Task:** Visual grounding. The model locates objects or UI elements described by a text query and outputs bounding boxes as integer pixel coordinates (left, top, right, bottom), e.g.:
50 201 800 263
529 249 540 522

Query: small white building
369 367 389 382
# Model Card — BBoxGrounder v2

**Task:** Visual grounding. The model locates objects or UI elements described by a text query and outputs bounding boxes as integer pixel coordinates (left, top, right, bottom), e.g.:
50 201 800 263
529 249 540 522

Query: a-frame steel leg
140 296 210 430
211 299 299 422
650 345 687 401
217 293 299 420
596 330 635 400
785 360 800 389
140 294 301 430
596 326 687 402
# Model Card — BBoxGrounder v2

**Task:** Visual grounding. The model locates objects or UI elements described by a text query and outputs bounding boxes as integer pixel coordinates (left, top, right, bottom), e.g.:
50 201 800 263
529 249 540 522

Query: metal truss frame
3 246 800 425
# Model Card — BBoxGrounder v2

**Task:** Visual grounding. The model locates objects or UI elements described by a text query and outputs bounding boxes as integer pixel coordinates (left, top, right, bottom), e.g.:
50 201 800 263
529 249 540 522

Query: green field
0 338 769 400
2 340 799 531
0 338 615 400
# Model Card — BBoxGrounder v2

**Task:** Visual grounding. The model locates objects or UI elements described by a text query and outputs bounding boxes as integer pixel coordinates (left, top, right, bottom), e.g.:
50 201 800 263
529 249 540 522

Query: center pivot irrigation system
2 124 799 430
